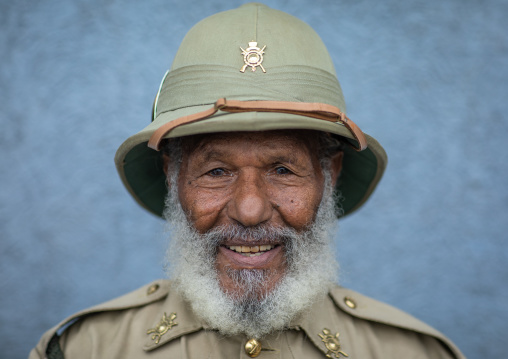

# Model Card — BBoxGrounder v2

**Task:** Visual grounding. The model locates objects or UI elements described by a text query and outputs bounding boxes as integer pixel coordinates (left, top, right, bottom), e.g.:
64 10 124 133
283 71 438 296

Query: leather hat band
147 98 368 151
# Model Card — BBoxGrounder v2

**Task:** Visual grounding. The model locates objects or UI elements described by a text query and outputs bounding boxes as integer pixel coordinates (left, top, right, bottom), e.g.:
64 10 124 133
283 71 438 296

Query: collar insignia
318 328 349 358
146 312 178 344
240 41 266 73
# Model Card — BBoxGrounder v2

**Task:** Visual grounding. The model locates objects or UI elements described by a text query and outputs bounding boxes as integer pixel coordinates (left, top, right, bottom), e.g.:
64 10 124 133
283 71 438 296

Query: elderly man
31 3 465 359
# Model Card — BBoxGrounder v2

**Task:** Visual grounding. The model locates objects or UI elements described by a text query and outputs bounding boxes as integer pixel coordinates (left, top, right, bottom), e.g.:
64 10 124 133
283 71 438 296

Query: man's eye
208 168 226 176
275 166 292 175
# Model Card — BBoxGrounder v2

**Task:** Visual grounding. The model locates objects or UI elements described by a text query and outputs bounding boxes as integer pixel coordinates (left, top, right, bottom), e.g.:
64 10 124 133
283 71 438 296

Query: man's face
176 131 329 298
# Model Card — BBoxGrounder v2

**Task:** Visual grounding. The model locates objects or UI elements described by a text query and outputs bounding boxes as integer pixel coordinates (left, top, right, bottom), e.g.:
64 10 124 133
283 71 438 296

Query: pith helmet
115 3 387 217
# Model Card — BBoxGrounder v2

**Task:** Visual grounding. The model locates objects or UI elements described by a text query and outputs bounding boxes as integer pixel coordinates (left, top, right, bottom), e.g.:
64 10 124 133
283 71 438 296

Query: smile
225 245 277 257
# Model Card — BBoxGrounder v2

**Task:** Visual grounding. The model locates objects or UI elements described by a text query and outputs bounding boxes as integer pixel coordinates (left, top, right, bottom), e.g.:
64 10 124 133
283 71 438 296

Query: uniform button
147 284 160 295
245 338 262 357
344 296 357 309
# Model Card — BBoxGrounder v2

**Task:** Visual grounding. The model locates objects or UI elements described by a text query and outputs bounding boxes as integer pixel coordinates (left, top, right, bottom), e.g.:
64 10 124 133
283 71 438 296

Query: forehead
181 130 321 160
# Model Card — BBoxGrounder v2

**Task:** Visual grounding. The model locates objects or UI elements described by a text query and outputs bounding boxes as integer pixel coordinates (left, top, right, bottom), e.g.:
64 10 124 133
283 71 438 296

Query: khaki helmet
114 3 387 217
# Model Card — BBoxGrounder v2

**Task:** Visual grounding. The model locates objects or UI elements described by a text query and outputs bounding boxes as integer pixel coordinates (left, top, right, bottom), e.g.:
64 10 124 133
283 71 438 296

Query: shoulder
29 280 174 359
327 285 465 359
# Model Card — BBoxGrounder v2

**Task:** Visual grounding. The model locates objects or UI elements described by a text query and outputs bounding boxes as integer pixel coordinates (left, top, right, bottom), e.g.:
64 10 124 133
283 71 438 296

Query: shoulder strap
329 286 466 359
35 280 171 359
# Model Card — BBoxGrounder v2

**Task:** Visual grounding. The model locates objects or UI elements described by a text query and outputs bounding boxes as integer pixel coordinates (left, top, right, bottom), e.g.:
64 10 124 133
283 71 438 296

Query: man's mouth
225 244 277 257
218 243 283 269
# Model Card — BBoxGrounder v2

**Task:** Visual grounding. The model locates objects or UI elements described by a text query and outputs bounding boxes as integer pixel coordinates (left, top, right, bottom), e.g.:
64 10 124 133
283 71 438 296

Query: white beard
163 173 339 339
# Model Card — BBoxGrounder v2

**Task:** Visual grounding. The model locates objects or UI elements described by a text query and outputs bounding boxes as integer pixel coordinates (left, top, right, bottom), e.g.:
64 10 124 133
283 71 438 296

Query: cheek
269 184 324 229
178 186 230 232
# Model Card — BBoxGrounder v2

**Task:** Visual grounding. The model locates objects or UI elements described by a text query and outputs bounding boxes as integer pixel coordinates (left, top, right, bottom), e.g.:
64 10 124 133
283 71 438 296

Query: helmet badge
240 41 266 73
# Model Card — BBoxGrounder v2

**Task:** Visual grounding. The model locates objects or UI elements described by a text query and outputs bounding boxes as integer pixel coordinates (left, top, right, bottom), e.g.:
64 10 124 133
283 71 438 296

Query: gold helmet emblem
240 41 266 73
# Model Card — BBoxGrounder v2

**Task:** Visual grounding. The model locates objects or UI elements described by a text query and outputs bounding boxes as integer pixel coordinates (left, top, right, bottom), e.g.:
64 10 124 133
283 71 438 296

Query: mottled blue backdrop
1 1 507 358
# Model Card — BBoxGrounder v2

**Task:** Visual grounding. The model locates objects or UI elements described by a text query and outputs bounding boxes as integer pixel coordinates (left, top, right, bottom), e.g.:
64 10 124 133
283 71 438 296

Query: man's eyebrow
269 155 302 165
271 155 294 163
200 150 227 162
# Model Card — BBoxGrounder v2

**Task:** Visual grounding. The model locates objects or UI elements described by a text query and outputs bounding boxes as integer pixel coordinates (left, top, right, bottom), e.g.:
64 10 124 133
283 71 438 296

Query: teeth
227 245 273 254
244 252 263 257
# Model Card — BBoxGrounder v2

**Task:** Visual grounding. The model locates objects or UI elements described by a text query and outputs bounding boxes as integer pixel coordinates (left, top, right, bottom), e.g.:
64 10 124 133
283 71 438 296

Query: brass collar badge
318 328 349 358
147 312 178 344
240 42 266 73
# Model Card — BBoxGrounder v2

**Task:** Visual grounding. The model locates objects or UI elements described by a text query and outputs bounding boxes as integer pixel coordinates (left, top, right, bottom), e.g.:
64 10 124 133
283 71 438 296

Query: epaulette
29 280 171 359
328 286 465 359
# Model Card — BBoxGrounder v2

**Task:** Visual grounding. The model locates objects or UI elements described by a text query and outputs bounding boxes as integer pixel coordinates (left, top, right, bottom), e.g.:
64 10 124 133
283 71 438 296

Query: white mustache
202 223 299 245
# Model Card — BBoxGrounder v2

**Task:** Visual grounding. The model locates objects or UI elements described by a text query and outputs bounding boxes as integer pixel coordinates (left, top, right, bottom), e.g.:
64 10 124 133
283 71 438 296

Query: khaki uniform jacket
30 280 465 359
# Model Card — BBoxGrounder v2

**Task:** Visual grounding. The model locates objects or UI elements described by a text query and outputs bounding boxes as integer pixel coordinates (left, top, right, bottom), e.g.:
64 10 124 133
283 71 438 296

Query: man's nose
227 171 272 227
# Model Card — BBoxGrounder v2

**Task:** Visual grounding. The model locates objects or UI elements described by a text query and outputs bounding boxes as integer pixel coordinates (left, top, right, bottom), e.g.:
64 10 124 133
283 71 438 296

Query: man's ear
329 151 344 187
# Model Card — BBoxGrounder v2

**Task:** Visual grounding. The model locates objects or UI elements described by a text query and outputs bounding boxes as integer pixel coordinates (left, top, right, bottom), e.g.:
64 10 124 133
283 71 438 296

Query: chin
219 267 284 302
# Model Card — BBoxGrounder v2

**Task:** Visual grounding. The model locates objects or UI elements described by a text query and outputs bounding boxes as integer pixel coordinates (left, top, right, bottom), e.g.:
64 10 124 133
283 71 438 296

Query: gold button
245 338 262 357
344 296 357 309
147 284 160 295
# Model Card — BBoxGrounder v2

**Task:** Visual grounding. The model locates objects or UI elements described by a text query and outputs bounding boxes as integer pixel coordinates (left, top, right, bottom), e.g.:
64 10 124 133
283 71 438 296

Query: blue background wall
1 1 507 358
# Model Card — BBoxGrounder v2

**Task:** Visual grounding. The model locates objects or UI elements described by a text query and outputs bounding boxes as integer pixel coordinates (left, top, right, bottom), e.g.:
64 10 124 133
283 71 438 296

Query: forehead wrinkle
270 154 299 165
182 131 318 165
184 138 229 163
194 150 303 168
205 147 307 168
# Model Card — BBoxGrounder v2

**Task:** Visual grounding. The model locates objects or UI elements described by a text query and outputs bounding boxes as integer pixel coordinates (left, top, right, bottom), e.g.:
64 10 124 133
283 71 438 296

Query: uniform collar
143 282 344 356
289 285 346 357
143 282 206 351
